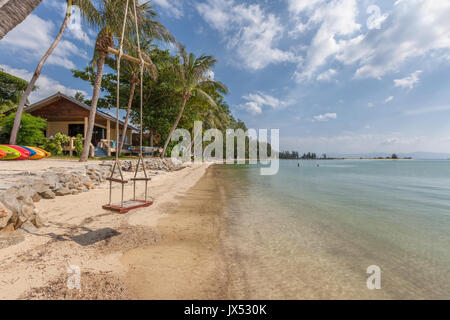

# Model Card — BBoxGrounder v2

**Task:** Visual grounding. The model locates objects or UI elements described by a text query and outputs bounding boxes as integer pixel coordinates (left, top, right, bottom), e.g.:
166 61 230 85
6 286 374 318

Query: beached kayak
26 146 47 159
6 145 31 160
19 146 37 159
0 145 21 160
32 146 51 158
0 150 5 159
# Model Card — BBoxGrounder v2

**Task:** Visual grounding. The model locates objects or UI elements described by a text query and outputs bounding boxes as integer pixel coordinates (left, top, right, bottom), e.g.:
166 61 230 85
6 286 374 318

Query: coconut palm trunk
79 53 106 162
118 81 136 155
9 2 71 145
161 93 190 158
0 0 43 39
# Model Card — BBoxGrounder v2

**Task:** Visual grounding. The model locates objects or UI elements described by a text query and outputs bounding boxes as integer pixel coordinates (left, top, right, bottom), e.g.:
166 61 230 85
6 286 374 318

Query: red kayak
0 150 5 159
6 145 31 160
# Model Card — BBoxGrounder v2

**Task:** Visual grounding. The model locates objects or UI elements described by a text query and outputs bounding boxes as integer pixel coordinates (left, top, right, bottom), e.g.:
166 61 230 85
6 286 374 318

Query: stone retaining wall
0 158 184 233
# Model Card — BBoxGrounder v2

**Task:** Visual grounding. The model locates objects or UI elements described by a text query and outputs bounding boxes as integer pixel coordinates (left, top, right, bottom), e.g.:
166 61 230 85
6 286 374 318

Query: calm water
216 160 450 299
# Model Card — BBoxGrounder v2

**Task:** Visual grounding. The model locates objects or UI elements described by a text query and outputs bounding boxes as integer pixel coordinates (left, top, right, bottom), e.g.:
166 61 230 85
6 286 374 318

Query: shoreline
121 165 229 299
0 161 217 299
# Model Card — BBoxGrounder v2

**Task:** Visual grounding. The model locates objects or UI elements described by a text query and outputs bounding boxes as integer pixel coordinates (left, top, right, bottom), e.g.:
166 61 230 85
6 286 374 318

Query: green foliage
73 48 245 155
74 134 84 156
0 112 46 145
0 70 30 105
41 132 70 156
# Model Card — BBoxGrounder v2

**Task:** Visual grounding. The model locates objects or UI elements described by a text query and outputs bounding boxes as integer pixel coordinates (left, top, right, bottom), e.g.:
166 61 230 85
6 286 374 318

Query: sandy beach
0 160 225 299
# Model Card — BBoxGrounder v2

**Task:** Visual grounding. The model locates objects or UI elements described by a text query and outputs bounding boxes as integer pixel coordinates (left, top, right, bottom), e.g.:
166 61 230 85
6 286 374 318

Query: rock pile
0 165 111 233
114 158 183 172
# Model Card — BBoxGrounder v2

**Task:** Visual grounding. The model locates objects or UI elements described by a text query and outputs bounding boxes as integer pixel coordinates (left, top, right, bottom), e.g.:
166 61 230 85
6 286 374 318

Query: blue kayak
19 146 37 158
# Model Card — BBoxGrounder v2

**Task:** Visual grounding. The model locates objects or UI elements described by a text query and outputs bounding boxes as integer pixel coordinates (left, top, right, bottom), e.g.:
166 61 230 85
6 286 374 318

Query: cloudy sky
1 0 450 154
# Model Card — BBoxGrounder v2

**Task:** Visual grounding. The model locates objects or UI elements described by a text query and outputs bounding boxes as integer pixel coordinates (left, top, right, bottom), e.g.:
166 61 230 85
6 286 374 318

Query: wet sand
121 165 230 299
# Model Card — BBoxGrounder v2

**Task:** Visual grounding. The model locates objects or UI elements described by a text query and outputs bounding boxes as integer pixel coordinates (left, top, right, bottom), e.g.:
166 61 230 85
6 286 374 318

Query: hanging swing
102 0 153 214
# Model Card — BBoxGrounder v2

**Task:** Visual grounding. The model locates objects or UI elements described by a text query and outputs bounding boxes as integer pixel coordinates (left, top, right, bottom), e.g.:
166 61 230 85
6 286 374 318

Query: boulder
40 189 55 199
0 202 13 229
21 221 38 233
55 187 71 196
32 193 41 202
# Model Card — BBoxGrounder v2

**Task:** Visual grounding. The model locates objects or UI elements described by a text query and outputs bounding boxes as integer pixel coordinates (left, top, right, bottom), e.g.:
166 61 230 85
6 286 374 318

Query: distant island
279 151 413 160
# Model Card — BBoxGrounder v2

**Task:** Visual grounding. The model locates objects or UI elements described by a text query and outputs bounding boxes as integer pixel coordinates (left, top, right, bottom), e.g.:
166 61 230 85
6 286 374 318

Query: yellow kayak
26 146 49 159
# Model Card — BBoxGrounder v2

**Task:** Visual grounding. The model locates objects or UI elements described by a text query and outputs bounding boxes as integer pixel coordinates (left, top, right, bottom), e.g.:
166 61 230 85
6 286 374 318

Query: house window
68 124 84 137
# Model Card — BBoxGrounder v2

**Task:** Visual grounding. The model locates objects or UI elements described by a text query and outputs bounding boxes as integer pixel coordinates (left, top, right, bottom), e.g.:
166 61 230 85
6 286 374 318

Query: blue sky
1 0 450 154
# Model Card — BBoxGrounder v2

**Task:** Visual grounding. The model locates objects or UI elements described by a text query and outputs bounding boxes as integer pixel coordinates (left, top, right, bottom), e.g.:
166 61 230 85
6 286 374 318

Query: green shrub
41 132 70 156
0 112 46 145
74 134 84 156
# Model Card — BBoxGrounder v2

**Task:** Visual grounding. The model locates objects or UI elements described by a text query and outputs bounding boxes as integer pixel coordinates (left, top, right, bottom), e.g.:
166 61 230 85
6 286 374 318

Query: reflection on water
218 160 450 299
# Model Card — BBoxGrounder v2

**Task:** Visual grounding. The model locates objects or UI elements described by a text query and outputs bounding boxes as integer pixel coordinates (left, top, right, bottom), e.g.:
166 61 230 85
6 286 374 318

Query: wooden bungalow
25 92 137 157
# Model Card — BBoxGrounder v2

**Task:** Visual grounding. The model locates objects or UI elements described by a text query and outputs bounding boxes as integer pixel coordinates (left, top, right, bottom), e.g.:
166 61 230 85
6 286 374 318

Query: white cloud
239 92 292 115
288 0 450 81
367 102 374 108
394 70 422 89
0 14 83 69
203 69 215 80
317 68 337 81
339 1 450 79
313 113 337 122
196 0 298 70
384 96 394 103
0 64 88 103
152 0 183 19
291 0 361 81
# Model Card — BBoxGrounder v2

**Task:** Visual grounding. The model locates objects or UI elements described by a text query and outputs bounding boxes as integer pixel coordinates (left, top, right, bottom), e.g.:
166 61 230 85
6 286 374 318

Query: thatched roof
0 0 43 40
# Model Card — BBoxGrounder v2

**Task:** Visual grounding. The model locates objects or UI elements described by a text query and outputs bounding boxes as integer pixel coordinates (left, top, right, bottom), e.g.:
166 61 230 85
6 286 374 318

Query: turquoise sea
216 160 450 299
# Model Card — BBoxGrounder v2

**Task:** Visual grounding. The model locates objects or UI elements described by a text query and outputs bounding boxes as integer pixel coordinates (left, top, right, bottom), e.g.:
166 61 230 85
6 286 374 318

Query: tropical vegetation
3 0 253 160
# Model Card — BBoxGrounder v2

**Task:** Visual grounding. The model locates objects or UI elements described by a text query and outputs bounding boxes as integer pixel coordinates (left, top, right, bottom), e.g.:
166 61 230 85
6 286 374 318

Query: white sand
0 159 212 299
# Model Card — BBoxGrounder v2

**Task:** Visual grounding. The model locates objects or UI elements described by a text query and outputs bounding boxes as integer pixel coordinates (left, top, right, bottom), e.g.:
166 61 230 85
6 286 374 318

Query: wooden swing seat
102 199 153 214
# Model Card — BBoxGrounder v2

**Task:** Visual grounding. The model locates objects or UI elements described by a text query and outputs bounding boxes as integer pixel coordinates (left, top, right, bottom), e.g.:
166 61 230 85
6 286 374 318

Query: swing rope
104 0 152 211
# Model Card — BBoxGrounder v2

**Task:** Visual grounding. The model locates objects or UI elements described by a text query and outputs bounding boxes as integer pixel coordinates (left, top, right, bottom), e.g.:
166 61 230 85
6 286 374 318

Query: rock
32 214 45 228
71 190 80 195
55 187 71 196
21 221 38 233
21 204 34 219
40 189 55 199
40 173 59 189
0 189 21 214
32 193 41 203
0 223 14 234
0 203 13 229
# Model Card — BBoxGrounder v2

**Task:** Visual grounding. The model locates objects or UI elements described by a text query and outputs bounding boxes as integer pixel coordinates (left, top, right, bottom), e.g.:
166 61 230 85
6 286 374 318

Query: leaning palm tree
80 0 172 161
118 40 157 155
0 0 43 39
161 46 228 158
9 0 100 145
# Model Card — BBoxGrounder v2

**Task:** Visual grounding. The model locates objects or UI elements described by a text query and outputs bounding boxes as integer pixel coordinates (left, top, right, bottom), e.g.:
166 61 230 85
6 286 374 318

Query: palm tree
9 0 100 145
80 0 172 161
0 0 43 39
118 40 157 155
161 46 228 158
